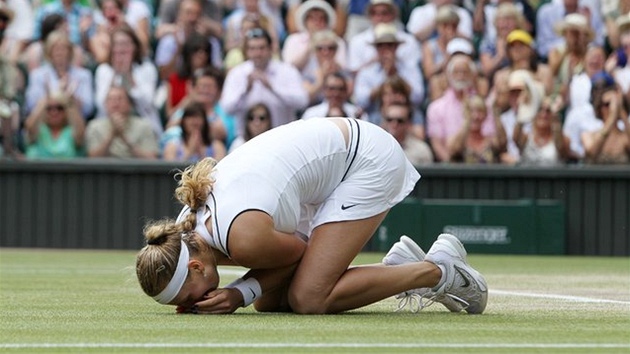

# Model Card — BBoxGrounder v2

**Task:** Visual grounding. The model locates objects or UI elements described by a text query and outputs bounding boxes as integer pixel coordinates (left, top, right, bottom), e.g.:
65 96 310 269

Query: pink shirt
427 89 495 141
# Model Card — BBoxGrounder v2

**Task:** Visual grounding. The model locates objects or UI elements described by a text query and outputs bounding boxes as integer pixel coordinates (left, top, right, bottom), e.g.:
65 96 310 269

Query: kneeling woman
136 117 487 314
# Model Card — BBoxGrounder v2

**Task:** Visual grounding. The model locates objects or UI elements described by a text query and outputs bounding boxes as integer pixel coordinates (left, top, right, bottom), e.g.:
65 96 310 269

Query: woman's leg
287 211 442 314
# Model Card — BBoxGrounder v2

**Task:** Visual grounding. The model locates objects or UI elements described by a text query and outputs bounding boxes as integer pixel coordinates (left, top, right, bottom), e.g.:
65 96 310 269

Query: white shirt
301 101 366 120
406 3 473 39
220 60 308 134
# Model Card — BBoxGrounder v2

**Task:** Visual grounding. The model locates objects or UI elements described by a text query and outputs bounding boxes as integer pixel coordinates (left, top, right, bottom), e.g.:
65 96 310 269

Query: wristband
225 277 262 307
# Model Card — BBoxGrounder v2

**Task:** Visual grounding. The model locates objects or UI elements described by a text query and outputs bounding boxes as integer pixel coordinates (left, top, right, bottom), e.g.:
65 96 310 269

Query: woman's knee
287 286 330 314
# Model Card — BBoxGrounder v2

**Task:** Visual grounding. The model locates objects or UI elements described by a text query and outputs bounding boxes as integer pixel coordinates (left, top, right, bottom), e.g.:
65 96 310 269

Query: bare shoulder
228 210 275 263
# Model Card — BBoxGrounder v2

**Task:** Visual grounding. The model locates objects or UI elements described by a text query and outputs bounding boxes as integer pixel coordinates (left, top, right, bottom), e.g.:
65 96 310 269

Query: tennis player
135 117 487 314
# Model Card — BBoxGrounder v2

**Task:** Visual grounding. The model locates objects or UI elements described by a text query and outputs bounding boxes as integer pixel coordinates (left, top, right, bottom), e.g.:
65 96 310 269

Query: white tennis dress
176 118 420 257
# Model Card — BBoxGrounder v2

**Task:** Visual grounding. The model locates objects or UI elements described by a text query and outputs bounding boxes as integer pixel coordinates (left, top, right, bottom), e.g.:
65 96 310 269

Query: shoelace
394 291 469 313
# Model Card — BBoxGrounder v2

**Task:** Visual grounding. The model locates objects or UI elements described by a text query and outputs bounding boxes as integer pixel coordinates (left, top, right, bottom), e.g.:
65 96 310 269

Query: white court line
490 289 630 305
1 343 628 349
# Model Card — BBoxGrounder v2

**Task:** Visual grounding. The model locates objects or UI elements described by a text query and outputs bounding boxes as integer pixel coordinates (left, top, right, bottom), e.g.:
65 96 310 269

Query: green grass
1 249 629 353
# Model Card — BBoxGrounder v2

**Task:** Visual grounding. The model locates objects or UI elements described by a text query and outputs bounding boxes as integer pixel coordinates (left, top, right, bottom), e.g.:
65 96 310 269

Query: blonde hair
135 157 218 297
44 30 73 62
463 94 487 118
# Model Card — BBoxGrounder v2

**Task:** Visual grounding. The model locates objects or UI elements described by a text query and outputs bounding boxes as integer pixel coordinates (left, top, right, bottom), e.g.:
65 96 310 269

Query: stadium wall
0 161 628 256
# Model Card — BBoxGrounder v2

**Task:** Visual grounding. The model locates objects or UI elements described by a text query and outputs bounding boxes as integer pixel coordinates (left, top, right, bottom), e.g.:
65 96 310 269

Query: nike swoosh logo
341 204 357 210
250 288 256 299
455 266 471 288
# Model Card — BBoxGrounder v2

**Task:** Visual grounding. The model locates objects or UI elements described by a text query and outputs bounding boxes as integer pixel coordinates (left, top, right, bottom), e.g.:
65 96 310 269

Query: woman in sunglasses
23 91 85 159
136 117 488 315
228 103 272 153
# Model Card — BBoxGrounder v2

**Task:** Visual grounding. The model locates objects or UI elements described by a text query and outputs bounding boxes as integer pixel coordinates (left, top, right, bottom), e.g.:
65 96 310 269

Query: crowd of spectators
0 0 629 165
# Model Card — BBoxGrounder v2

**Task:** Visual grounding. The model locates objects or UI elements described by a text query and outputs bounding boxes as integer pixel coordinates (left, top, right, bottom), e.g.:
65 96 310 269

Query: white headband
152 240 189 304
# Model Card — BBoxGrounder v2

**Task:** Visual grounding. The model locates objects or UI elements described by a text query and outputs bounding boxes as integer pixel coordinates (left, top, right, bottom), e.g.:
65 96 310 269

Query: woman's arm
67 97 86 146
228 210 307 270
23 98 47 143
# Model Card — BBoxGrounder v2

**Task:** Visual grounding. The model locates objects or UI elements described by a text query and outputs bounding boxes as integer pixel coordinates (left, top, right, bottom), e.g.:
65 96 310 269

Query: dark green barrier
370 198 565 255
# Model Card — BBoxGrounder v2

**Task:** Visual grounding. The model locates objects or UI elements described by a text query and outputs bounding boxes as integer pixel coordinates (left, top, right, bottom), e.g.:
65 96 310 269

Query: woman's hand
176 288 244 314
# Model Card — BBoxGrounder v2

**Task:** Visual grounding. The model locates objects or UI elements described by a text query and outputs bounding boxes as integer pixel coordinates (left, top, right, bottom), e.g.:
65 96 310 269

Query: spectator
25 30 94 120
0 6 20 159
563 48 607 161
223 0 280 57
228 102 272 153
163 102 226 162
478 2 527 79
427 54 495 162
535 0 605 61
514 91 570 166
429 37 486 101
381 102 434 166
32 0 95 53
164 66 237 152
285 0 347 38
154 0 222 80
407 0 473 42
448 94 507 163
89 0 126 65
604 0 630 49
367 74 426 139
164 32 213 118
548 13 594 97
582 72 630 164
223 12 274 71
158 0 223 40
473 0 534 47
85 85 158 159
21 13 83 71
353 23 424 119
493 29 553 97
92 0 152 57
421 5 461 101
344 0 404 41
347 0 420 74
282 1 346 74
220 28 308 135
301 72 365 120
23 90 85 158
93 25 161 135
1 0 34 64
609 18 630 99
491 68 536 164
300 29 349 105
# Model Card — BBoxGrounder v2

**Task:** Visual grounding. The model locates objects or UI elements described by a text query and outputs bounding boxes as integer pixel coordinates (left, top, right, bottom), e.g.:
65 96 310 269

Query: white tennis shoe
382 235 465 313
425 233 488 314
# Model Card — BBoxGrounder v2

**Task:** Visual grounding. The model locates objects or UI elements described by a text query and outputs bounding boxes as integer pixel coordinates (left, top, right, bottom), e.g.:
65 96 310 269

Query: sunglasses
246 28 267 39
316 44 337 51
325 85 345 91
247 114 268 121
46 104 65 112
384 116 407 124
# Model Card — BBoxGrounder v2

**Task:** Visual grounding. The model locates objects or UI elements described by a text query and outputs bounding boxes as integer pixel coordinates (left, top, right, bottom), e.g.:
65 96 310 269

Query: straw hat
554 13 594 41
436 5 460 24
366 0 397 15
616 12 630 33
369 23 403 45
295 0 336 32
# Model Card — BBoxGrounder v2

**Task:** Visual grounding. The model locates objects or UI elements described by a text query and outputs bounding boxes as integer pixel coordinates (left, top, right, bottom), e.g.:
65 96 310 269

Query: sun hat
366 0 397 15
616 12 630 33
295 0 336 32
370 23 403 45
446 37 474 56
435 5 460 24
554 13 594 41
506 29 534 47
